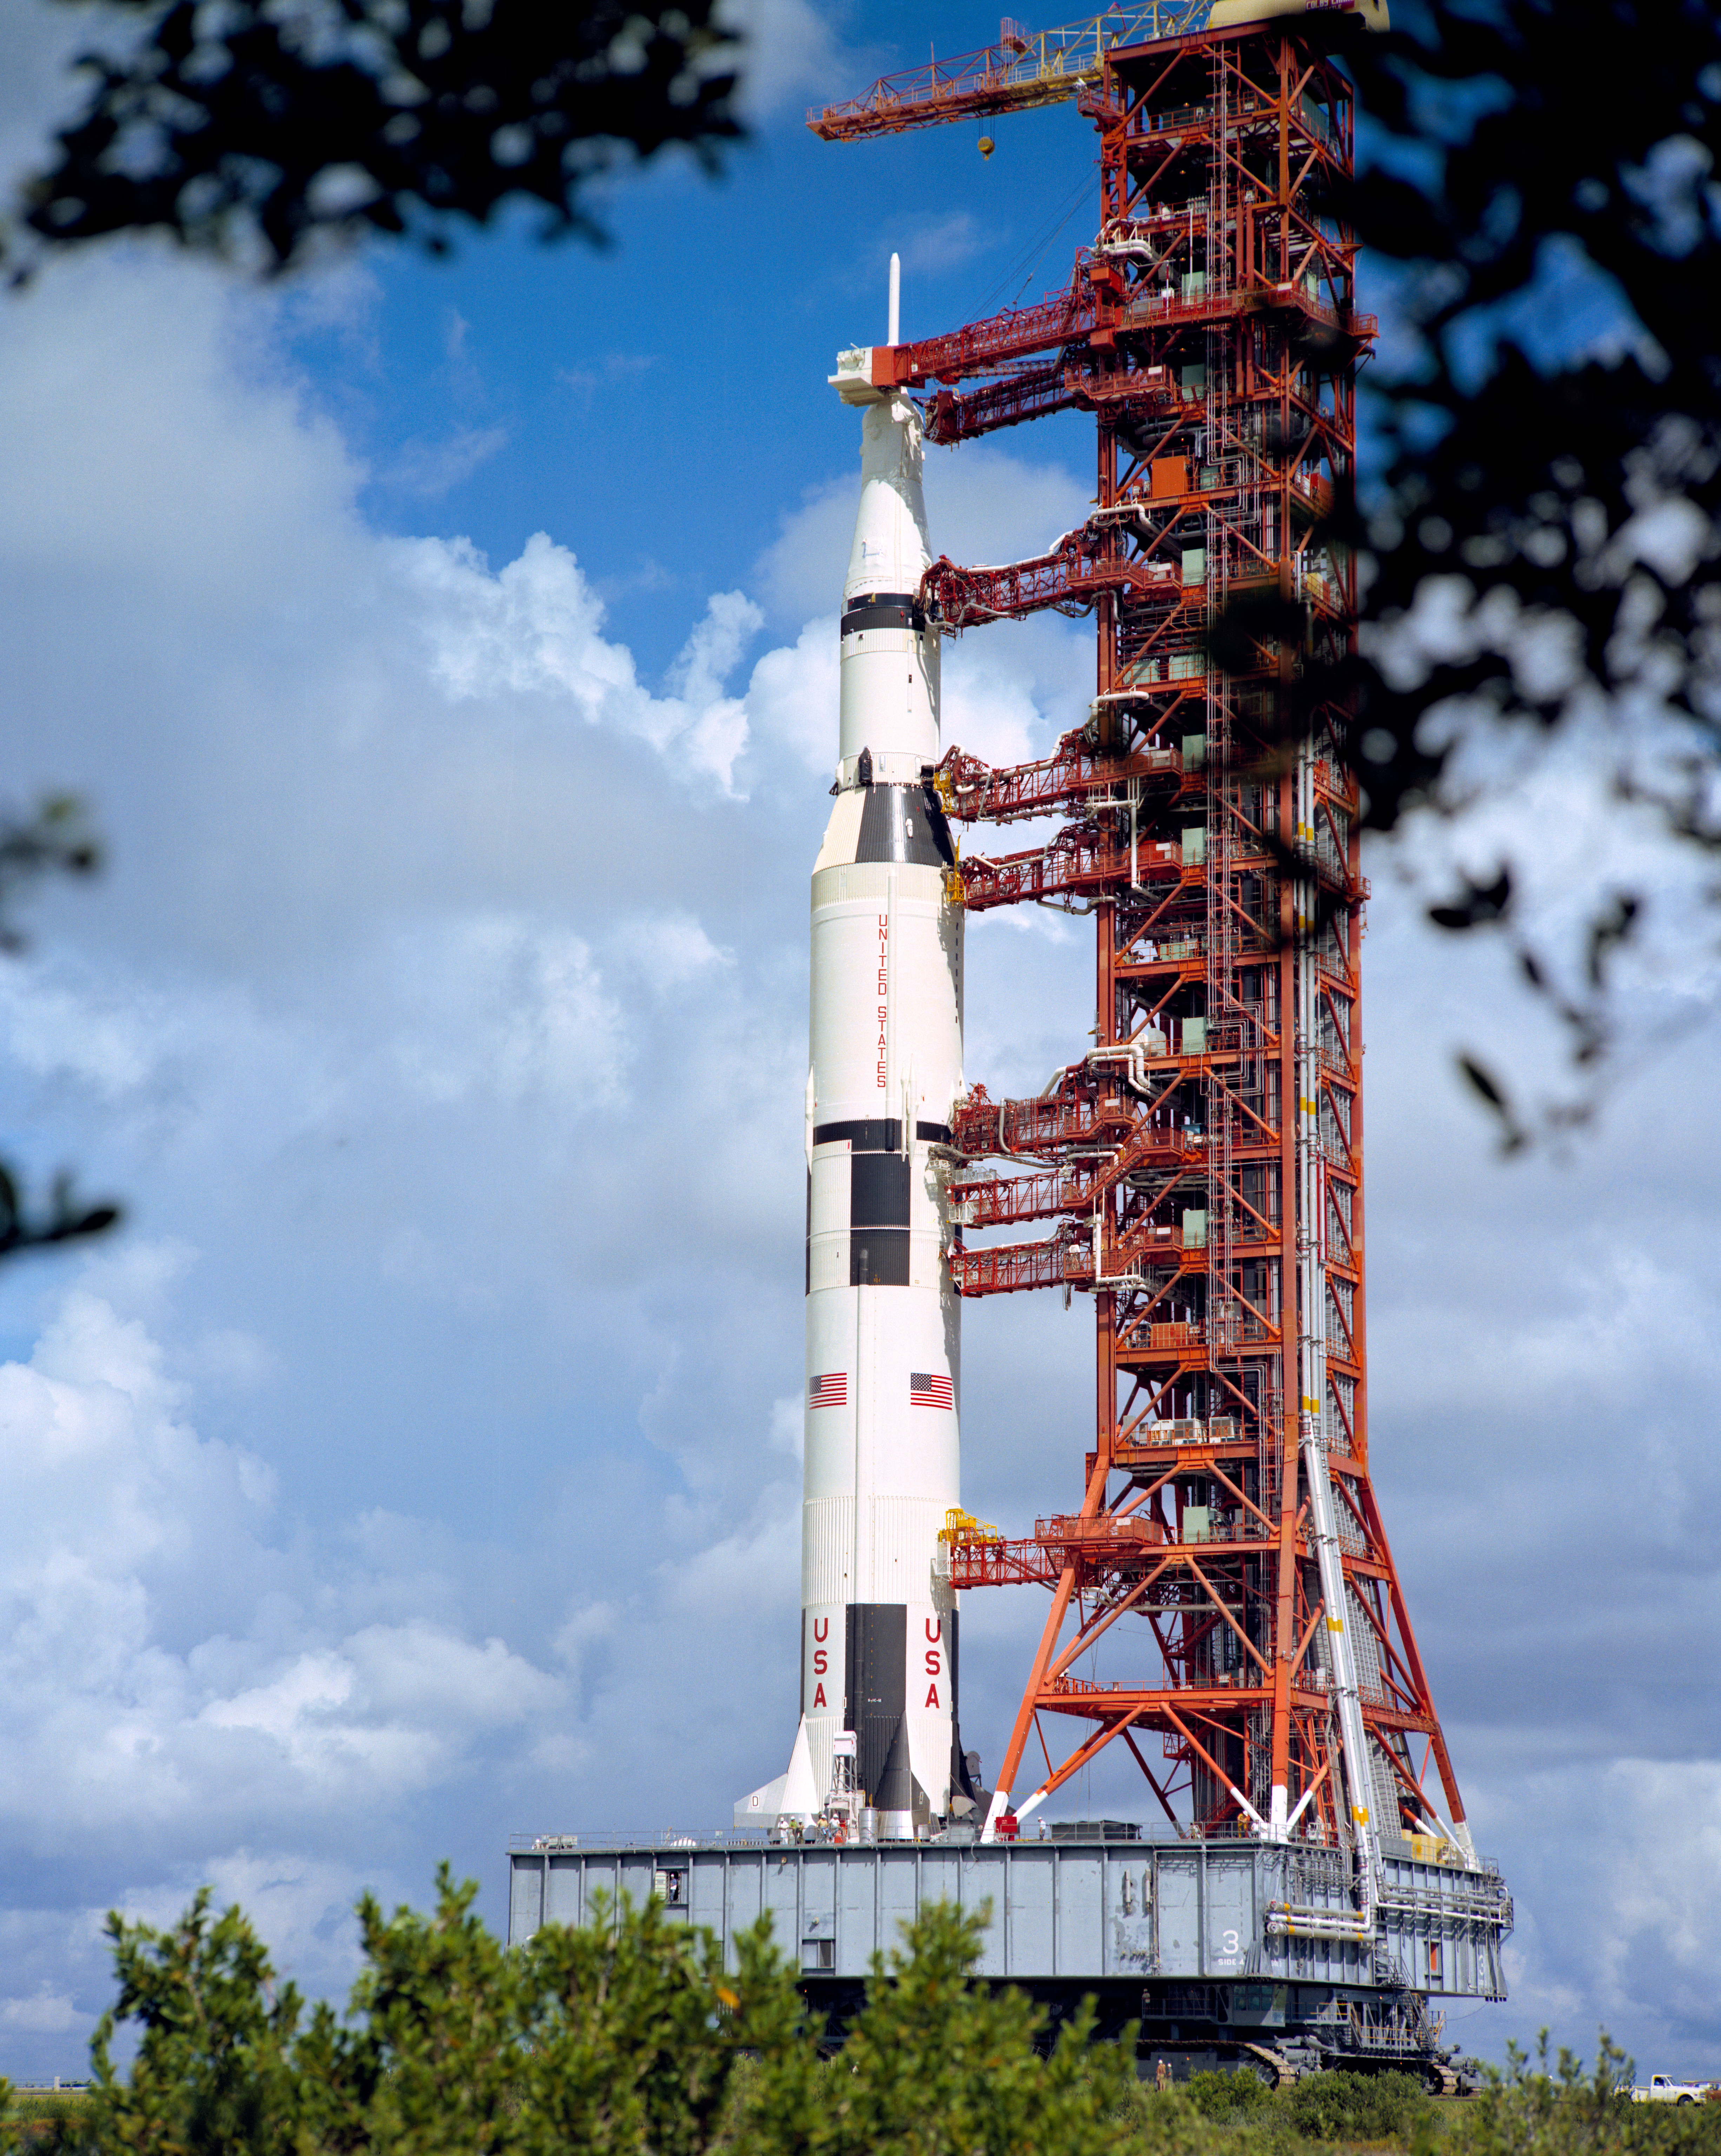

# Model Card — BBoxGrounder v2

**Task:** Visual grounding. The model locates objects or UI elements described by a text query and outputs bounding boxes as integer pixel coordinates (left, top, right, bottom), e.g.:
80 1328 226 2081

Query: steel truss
833 24 1475 1872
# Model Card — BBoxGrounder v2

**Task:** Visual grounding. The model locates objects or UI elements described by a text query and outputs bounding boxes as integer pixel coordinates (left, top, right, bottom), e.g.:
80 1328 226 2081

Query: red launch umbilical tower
815 8 1478 1872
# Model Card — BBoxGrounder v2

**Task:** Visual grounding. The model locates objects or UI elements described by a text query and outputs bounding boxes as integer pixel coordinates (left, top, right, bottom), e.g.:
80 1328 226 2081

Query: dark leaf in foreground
15 0 744 275
1259 0 1721 1132
0 794 120 1266
0 1165 121 1259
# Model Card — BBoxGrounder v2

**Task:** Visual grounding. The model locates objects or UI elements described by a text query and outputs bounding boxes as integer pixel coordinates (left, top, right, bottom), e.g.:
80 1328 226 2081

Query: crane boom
807 6 1215 142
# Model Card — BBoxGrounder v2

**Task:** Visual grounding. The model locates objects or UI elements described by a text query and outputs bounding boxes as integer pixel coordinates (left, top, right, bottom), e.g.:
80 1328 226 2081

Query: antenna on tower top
888 252 901 346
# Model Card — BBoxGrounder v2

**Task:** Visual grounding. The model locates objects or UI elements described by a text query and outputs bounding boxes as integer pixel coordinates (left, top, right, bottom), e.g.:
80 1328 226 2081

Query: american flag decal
910 1371 954 1410
808 1372 847 1409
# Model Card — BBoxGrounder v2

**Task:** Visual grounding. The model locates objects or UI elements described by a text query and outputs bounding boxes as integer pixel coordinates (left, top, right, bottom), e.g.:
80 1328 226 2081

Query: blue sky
297 14 1106 676
1 0 1719 2089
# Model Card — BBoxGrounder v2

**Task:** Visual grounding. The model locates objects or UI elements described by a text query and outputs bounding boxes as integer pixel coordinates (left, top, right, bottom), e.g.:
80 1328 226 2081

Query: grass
2 2093 95 2139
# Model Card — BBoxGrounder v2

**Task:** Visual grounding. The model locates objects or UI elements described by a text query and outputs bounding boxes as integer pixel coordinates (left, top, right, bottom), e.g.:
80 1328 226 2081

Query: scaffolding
808 8 1218 142
817 13 1481 1890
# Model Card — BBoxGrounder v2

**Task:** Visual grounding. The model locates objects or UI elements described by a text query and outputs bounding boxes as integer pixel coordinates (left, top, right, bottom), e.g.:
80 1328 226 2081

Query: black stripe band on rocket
815 1116 900 1151
813 1118 952 1149
840 595 926 635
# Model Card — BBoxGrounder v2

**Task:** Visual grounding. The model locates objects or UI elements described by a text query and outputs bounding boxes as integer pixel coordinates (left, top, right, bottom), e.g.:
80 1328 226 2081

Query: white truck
1630 2075 1713 2104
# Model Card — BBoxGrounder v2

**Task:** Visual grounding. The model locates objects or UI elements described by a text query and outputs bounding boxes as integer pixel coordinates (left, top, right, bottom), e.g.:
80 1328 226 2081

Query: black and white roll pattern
800 393 968 1835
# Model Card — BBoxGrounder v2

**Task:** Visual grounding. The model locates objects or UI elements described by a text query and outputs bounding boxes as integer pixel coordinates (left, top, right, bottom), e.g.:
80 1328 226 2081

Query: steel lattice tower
817 9 1480 1907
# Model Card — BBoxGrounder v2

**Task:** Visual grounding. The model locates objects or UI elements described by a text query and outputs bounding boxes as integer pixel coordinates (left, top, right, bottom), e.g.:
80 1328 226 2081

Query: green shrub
65 1881 1721 2156
1078 2076 1260 2152
1447 2037 1721 2156
1283 2067 1432 2143
16 1870 1161 2156
1185 2069 1276 2123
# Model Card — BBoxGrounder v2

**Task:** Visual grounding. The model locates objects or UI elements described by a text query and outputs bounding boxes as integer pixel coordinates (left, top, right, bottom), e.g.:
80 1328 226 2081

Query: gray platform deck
507 1831 1510 2004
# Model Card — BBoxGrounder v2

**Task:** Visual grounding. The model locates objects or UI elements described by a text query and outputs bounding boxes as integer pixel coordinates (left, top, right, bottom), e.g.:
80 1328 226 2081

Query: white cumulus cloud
0 1272 565 1849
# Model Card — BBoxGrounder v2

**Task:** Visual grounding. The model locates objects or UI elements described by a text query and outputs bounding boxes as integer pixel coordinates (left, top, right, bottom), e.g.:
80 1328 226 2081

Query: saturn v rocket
737 262 975 1841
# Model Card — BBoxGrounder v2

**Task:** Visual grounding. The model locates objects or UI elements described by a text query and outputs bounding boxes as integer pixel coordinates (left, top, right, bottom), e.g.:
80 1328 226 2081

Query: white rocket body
736 303 971 1841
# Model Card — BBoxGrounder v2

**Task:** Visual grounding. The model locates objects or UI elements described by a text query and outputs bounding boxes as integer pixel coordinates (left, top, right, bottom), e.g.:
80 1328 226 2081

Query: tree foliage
20 1873 1149 2156
14 1877 1721 2156
1448 2035 1721 2156
747 1897 1143 2156
0 796 120 1262
12 0 743 277
1281 2068 1433 2144
75 1888 307 2156
1323 0 1721 1129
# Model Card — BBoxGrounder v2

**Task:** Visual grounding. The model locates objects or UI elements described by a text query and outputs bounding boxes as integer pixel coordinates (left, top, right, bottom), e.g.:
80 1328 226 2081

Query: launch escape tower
820 9 1482 1891
508 4 1514 2077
